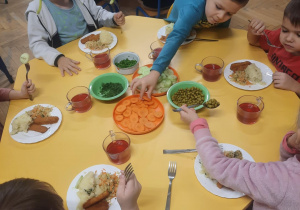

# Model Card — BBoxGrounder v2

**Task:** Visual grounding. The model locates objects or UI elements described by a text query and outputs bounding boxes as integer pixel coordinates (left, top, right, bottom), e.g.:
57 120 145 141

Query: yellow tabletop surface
1 16 299 210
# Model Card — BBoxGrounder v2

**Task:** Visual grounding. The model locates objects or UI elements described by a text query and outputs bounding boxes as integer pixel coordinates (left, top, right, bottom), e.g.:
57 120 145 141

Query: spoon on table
20 53 33 101
172 99 220 112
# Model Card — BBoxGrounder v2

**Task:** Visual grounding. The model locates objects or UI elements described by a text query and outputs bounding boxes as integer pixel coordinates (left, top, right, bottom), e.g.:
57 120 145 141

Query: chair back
167 3 173 18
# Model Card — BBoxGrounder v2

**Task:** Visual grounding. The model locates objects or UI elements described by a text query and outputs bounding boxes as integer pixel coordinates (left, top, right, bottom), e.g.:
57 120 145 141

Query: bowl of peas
113 52 140 75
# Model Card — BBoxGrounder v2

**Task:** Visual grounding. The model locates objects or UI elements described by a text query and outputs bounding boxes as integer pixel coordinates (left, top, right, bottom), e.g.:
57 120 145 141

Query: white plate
78 31 118 54
157 25 196 45
66 164 121 210
194 143 255 198
9 104 62 144
224 59 273 90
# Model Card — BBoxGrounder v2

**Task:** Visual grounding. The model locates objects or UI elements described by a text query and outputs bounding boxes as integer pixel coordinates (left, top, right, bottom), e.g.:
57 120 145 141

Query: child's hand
179 105 199 125
57 56 81 76
248 19 266 35
287 129 300 151
21 79 35 98
273 71 300 92
114 11 125 26
117 172 141 210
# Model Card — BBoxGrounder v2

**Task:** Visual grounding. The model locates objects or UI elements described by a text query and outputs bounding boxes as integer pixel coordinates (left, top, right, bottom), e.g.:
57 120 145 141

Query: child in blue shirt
131 0 249 98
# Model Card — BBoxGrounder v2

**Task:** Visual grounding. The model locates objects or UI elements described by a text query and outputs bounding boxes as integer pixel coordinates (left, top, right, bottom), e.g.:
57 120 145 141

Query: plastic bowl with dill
113 52 139 75
89 73 129 101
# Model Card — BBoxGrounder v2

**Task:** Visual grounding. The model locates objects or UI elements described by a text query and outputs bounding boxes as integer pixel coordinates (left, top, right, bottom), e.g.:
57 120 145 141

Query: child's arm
9 80 36 100
273 71 300 95
281 129 300 160
247 19 266 47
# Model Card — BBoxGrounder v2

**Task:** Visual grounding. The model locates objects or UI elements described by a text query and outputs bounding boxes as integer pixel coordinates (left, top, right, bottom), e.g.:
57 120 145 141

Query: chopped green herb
99 82 123 98
115 59 137 68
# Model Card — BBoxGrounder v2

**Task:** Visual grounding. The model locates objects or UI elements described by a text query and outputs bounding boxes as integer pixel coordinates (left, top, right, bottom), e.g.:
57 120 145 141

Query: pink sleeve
280 131 300 160
193 121 290 207
0 88 11 101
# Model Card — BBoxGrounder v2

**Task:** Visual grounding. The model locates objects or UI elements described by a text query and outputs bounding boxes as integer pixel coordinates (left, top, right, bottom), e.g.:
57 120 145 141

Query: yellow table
0 16 299 210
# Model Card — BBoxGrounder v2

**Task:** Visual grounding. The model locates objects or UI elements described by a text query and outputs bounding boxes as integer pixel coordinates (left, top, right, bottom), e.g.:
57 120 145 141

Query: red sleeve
0 88 11 101
259 29 281 52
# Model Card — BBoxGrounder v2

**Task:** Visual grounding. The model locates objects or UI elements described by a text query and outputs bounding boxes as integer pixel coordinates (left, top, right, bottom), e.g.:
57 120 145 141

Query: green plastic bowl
89 73 129 101
167 81 210 110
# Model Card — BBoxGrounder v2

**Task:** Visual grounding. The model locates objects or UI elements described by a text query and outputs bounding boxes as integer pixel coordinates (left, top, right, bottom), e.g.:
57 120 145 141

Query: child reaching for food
179 104 300 209
247 0 300 96
131 0 249 99
26 0 125 77
0 79 35 101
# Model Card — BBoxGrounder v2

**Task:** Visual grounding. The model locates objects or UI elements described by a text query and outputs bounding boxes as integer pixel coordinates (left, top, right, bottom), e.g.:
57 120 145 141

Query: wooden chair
0 57 14 84
136 0 170 18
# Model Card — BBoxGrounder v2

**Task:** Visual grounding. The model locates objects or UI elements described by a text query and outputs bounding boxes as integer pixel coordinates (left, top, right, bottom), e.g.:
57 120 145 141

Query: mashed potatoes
245 63 263 83
10 112 32 135
100 30 113 45
165 23 174 35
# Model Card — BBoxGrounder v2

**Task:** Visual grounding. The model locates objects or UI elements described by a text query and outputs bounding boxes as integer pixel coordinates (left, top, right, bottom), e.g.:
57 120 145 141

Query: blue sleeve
152 4 204 74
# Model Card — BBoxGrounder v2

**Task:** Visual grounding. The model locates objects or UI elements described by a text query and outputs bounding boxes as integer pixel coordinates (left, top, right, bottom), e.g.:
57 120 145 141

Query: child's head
205 0 249 25
0 178 64 210
280 0 300 55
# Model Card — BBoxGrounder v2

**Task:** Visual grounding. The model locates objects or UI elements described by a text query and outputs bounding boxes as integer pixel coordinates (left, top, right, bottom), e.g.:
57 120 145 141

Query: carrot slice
147 113 156 122
115 115 124 122
154 111 163 118
130 113 139 123
127 122 133 130
123 109 132 118
144 100 154 105
144 121 155 129
134 123 145 132
130 98 139 103
116 105 126 113
142 95 151 101
131 107 139 113
139 117 149 125
123 100 131 106
138 108 148 118
121 119 130 128
149 101 158 109
148 109 155 114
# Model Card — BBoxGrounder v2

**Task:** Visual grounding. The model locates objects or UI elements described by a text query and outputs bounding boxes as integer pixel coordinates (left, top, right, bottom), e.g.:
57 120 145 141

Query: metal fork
165 161 176 210
263 31 281 48
124 163 134 184
25 63 33 101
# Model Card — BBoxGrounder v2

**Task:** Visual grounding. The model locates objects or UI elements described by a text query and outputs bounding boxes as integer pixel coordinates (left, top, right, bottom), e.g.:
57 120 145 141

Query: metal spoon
172 102 219 112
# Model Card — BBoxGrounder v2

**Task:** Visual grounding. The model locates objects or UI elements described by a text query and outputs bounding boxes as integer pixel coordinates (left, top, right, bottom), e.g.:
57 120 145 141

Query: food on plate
33 116 59 125
99 82 123 98
137 66 177 94
114 96 163 133
203 98 220 108
27 105 53 119
84 31 113 51
172 87 205 107
230 61 264 86
28 124 48 133
115 58 137 68
81 34 100 44
230 61 251 72
165 23 174 35
85 200 109 210
200 150 243 189
76 170 119 210
10 112 33 135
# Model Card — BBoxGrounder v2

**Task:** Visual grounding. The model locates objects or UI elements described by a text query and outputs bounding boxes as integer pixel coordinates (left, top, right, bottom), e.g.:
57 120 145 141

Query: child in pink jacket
0 79 35 102
179 105 300 210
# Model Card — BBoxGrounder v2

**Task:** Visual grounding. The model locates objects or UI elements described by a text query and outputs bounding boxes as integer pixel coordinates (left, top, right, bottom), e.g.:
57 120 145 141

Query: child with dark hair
248 0 300 96
0 178 64 210
131 0 249 99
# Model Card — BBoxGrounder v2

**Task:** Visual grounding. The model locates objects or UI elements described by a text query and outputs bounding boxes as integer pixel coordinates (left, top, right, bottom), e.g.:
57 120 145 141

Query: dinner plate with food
194 143 255 198
224 59 273 91
78 30 118 54
157 23 196 45
66 164 121 210
9 104 62 144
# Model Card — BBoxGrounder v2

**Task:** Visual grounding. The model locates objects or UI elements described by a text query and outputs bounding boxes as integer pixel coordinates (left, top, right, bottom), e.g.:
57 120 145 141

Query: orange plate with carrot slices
132 64 179 97
113 95 165 135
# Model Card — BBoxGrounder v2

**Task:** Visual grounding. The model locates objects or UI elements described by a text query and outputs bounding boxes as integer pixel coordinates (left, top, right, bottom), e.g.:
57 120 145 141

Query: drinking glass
237 95 264 124
85 48 111 69
103 130 131 165
65 86 92 113
148 40 163 61
195 56 224 82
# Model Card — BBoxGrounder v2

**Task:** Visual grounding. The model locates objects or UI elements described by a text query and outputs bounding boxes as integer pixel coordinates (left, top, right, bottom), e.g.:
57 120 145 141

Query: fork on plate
124 163 134 184
165 161 177 210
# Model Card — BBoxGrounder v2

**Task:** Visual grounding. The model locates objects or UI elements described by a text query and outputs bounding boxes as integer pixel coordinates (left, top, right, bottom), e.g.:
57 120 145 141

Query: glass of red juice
103 130 131 165
237 95 264 124
86 48 111 70
148 40 163 61
65 86 92 113
195 56 224 82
